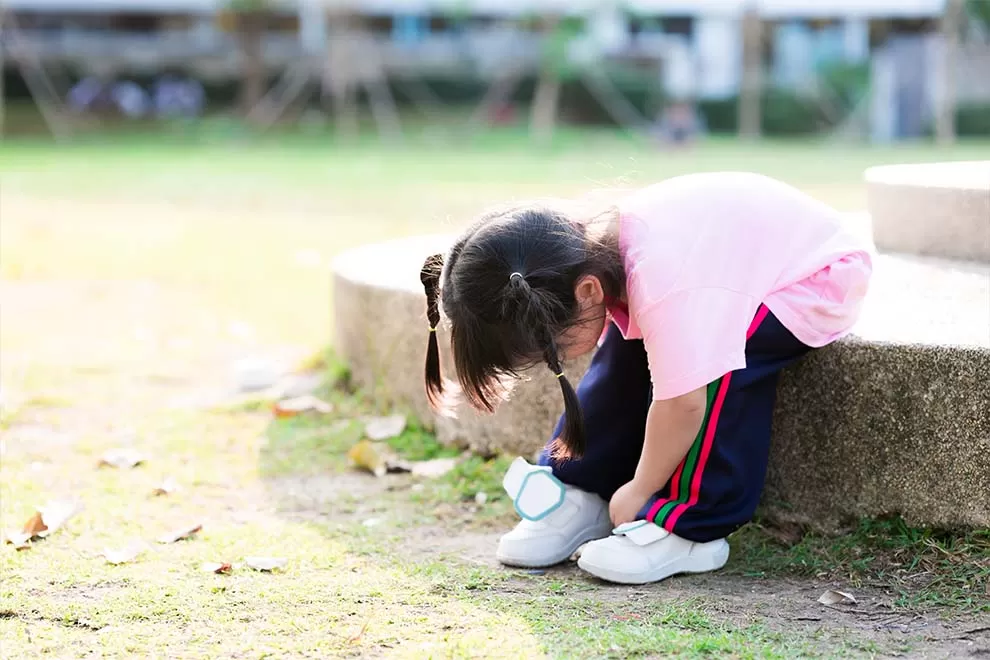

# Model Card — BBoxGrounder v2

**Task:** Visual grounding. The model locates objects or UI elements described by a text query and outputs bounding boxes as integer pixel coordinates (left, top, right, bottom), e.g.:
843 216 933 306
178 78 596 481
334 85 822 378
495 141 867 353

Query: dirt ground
268 467 990 659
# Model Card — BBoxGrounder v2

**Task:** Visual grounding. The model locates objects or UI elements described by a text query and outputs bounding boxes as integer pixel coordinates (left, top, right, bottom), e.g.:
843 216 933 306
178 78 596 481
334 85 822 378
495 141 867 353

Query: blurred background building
2 0 988 142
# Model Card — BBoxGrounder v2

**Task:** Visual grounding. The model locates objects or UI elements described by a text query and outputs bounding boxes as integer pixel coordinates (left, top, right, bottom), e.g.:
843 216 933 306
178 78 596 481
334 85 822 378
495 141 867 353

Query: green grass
4 121 990 215
732 517 990 613
2 131 988 657
437 583 808 659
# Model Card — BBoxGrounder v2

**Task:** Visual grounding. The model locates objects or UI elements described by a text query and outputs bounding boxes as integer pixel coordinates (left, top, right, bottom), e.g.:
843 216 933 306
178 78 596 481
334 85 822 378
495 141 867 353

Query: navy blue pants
539 306 811 543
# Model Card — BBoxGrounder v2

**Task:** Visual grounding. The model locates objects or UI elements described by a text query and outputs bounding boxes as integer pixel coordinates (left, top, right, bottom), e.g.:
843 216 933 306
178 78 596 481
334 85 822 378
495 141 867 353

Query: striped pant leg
637 306 812 543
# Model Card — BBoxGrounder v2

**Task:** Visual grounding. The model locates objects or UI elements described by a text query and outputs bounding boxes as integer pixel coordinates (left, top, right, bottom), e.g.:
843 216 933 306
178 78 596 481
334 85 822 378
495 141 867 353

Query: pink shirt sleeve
635 288 760 401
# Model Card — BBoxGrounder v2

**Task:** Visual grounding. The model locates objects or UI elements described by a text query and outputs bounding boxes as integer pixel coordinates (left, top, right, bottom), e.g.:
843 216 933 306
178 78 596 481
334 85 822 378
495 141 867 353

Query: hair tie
509 272 524 282
554 371 564 379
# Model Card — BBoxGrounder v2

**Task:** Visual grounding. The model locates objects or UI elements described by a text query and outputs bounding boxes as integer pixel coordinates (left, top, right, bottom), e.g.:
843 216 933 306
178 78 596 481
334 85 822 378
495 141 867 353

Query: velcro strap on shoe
502 457 567 522
612 520 670 547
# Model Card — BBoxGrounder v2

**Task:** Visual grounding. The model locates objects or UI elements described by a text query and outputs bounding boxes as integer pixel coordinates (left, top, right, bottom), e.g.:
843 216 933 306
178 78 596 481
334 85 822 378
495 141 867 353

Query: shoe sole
577 539 730 585
496 521 612 569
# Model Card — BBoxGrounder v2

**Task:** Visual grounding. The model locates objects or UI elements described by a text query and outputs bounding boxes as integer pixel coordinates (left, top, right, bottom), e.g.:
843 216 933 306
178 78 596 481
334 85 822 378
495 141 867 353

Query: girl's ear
574 275 605 308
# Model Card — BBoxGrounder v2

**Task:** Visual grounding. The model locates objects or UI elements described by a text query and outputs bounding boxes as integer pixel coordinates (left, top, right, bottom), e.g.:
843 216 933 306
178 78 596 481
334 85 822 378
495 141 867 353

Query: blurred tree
936 0 964 145
470 3 652 140
324 6 400 140
325 7 358 138
443 0 474 66
224 0 272 119
966 0 990 29
531 14 583 144
739 6 762 139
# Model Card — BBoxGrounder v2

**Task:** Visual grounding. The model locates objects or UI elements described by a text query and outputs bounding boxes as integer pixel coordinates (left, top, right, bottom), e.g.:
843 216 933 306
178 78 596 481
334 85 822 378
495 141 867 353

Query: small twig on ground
821 606 877 617
958 627 990 638
348 621 369 644
925 627 990 642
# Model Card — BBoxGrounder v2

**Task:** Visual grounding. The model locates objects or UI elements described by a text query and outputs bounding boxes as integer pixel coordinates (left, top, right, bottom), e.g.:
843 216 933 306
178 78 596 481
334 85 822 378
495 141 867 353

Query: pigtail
420 253 445 407
506 272 586 460
544 338 586 460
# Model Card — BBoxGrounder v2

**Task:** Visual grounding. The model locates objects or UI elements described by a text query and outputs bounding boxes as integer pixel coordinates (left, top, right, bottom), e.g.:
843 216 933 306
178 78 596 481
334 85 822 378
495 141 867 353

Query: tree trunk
530 72 561 145
238 12 266 119
327 11 359 139
739 8 762 140
530 15 562 145
935 0 963 146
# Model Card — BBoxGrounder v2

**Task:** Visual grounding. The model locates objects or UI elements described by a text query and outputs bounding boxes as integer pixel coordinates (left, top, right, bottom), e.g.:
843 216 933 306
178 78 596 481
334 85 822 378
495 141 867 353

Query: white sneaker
496 485 612 568
577 520 729 585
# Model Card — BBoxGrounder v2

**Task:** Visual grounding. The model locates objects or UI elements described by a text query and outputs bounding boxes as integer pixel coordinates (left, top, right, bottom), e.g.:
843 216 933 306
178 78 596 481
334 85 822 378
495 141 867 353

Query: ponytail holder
509 272 524 282
429 327 437 333
554 372 564 379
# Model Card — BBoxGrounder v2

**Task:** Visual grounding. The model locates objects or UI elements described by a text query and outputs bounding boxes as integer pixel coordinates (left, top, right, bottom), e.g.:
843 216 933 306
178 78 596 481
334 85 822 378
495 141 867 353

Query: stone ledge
332 236 990 530
865 161 990 263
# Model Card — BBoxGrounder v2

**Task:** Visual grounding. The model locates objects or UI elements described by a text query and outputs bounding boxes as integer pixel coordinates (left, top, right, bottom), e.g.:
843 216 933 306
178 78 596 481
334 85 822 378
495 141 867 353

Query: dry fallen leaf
157 523 202 544
37 499 83 537
102 542 146 565
364 414 406 441
151 477 179 497
818 589 857 606
409 457 458 479
4 530 33 549
22 511 48 537
8 500 83 549
98 448 145 469
347 440 390 478
202 561 233 574
272 395 332 418
245 557 287 572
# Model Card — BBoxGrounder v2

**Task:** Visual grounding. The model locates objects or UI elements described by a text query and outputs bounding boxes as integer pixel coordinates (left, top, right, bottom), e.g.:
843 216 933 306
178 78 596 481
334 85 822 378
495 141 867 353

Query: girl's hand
609 479 654 526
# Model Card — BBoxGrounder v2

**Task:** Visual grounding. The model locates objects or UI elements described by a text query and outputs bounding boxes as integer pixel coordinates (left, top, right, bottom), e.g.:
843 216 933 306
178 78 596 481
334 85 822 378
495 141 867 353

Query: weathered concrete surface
333 237 990 530
767 254 990 531
866 161 990 263
333 235 450 429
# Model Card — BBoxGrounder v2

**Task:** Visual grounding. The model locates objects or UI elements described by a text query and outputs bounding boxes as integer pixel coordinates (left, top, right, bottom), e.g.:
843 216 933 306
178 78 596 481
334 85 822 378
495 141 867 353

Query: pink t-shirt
609 172 873 401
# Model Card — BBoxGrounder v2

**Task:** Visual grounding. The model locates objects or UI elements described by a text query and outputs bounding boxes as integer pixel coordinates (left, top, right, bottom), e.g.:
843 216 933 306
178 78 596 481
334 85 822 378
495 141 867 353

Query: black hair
419 203 624 459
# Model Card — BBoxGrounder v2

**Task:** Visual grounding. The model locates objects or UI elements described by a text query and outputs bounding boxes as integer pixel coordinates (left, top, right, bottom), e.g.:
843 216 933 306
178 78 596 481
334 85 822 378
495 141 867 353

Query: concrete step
332 235 989 531
866 161 989 263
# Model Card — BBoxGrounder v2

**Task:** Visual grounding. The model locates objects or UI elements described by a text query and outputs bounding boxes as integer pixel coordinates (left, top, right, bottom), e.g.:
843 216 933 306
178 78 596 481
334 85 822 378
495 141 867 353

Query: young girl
419 172 872 585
